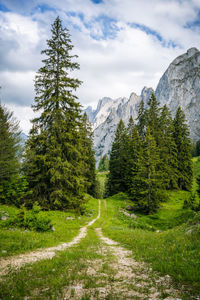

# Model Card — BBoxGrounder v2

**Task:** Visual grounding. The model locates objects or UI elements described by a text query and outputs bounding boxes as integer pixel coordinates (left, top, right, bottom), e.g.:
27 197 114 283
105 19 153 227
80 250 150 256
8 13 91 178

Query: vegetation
0 195 98 257
0 103 26 206
107 93 193 214
23 17 96 210
98 154 109 172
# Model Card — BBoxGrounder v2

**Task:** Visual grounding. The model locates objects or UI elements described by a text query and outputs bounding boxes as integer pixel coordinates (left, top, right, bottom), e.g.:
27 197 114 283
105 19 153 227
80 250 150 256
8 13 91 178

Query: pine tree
130 127 164 213
136 99 146 139
106 120 127 195
23 17 86 209
173 107 193 190
159 105 178 189
0 103 21 204
126 124 142 193
98 154 109 172
146 93 161 144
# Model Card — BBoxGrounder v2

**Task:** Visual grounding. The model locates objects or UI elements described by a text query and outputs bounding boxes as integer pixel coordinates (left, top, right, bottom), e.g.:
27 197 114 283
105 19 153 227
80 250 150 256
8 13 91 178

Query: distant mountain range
84 47 200 164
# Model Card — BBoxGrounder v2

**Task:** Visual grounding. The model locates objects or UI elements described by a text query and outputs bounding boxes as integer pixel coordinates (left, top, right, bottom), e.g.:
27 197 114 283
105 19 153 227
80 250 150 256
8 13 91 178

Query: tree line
0 17 96 211
107 94 193 214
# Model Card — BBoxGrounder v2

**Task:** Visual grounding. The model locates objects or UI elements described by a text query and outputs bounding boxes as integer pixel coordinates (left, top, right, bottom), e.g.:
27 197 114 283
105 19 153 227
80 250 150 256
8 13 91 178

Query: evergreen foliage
125 119 142 192
146 92 161 144
173 107 193 190
130 127 165 213
107 120 127 195
107 93 193 214
0 103 23 205
23 17 94 210
98 154 109 172
159 105 178 189
136 99 146 139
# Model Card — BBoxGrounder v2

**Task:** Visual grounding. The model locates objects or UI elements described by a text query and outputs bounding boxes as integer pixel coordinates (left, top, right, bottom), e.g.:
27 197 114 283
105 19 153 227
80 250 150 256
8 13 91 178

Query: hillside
0 159 200 299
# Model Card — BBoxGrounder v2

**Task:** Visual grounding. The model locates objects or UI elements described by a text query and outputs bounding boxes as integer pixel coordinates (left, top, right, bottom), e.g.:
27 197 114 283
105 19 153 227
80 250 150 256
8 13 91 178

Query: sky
0 0 200 134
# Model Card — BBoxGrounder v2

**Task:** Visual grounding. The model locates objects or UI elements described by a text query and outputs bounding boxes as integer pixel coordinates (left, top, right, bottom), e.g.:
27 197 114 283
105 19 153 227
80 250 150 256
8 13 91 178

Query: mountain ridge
84 47 200 164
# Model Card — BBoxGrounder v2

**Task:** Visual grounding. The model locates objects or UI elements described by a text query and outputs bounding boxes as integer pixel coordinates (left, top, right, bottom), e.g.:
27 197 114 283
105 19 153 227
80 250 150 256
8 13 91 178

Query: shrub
0 175 29 207
7 203 52 232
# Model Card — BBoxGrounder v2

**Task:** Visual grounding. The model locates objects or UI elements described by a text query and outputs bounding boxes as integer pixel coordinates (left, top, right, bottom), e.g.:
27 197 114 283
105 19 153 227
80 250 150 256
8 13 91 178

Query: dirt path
61 200 183 300
0 200 101 277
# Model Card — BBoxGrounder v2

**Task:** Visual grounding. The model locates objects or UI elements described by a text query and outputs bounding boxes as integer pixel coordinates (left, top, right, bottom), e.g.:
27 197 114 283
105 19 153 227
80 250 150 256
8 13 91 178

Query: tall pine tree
106 120 127 196
136 99 146 140
173 107 193 190
159 105 178 189
23 17 86 209
130 127 164 214
0 103 21 204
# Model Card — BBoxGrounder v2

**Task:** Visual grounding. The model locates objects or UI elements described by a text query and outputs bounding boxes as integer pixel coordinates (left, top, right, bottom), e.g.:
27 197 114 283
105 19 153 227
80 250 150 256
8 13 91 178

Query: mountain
155 47 200 140
84 47 200 164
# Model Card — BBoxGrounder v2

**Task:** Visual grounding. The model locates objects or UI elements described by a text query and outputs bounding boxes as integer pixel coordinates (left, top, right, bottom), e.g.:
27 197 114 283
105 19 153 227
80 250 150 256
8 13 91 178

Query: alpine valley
84 47 200 164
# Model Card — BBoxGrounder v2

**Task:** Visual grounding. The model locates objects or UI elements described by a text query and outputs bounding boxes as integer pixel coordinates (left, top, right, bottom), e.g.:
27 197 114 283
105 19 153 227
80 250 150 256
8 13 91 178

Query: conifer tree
159 105 178 189
98 154 109 172
173 107 193 190
0 103 21 203
146 93 161 144
23 17 85 209
125 124 142 193
130 127 164 213
107 120 127 195
136 99 146 139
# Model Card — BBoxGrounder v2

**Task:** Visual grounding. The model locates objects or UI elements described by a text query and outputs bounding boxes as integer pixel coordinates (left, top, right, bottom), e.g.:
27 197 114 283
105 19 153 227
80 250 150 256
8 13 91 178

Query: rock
66 216 75 220
126 205 134 211
84 48 200 163
130 213 137 219
155 47 200 141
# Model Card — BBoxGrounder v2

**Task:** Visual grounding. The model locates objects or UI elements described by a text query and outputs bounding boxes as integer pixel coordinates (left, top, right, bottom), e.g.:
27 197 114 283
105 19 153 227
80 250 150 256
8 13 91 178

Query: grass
95 158 200 296
99 196 200 296
96 171 108 198
0 228 115 299
0 194 99 257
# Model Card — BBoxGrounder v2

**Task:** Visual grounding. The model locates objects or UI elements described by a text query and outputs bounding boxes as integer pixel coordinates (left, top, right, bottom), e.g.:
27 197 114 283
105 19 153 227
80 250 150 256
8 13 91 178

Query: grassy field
96 158 200 295
0 195 99 257
0 160 199 298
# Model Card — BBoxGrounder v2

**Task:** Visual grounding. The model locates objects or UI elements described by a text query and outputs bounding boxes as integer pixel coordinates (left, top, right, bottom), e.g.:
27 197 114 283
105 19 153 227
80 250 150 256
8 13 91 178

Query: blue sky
0 0 200 133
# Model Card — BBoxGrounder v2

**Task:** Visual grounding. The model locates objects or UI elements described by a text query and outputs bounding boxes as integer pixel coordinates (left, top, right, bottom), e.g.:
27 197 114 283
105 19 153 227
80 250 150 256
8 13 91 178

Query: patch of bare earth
0 200 101 277
62 228 183 300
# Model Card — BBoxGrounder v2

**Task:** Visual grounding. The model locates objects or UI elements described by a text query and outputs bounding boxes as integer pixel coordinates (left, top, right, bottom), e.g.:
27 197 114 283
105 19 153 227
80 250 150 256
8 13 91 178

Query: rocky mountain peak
84 48 200 164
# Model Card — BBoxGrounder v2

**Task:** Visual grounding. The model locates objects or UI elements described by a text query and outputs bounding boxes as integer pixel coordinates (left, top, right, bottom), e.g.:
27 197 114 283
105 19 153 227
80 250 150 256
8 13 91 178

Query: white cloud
1 0 200 133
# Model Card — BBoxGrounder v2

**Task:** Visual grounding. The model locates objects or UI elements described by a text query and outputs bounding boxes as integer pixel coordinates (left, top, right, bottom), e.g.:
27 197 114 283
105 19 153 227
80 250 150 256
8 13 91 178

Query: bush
183 192 200 211
0 175 29 207
7 203 52 232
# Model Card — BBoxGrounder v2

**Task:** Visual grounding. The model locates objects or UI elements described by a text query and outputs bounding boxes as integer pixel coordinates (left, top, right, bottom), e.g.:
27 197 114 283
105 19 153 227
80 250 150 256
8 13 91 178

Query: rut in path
0 200 101 277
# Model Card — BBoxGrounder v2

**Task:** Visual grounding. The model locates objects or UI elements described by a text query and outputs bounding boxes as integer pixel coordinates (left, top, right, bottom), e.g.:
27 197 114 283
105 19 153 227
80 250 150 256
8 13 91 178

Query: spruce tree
130 127 164 213
0 103 21 203
107 120 127 195
173 107 193 190
98 154 109 172
136 99 146 139
125 124 142 193
23 17 85 209
159 105 178 189
146 93 161 144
